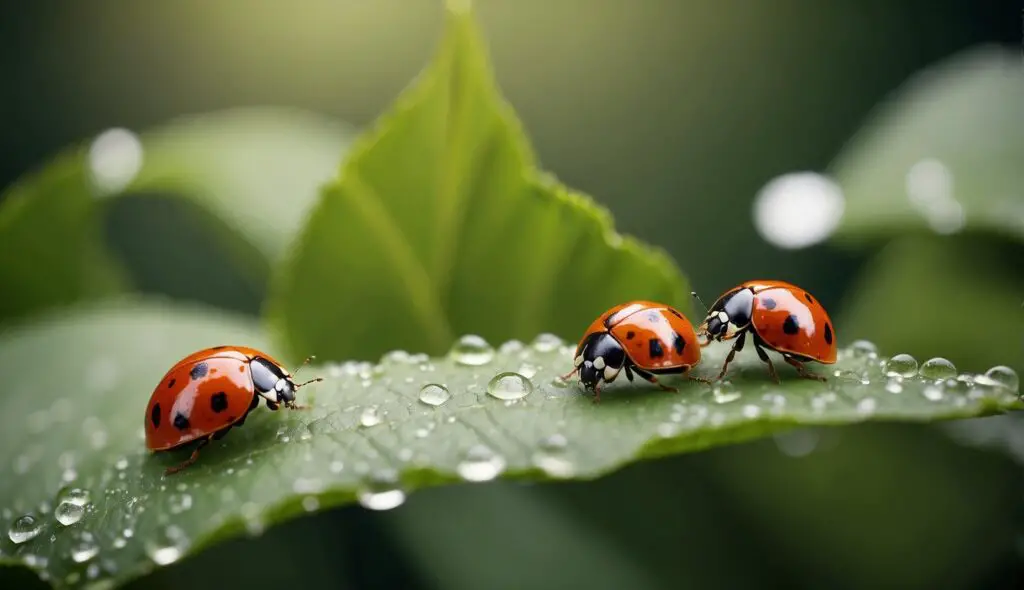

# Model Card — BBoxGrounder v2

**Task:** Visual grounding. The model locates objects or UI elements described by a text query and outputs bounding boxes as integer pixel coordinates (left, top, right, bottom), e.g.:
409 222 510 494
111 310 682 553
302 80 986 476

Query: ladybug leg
683 368 714 386
624 364 635 382
266 400 280 411
716 331 746 381
165 435 212 476
560 367 579 381
784 355 827 382
753 341 780 384
632 366 677 393
592 382 602 404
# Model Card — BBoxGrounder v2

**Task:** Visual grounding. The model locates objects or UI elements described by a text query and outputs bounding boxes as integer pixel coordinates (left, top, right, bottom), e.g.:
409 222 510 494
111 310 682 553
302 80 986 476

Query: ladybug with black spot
694 280 836 382
145 346 321 475
563 300 708 401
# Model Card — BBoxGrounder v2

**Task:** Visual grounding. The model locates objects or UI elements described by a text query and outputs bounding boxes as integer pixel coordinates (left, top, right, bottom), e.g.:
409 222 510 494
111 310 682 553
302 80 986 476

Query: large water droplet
450 335 494 366
357 470 406 511
456 445 506 482
8 515 42 544
884 354 918 378
856 397 877 415
359 406 382 427
919 357 957 380
487 372 533 401
88 128 144 196
54 503 85 527
984 366 1019 391
145 525 190 566
532 333 564 353
752 171 845 249
418 383 451 407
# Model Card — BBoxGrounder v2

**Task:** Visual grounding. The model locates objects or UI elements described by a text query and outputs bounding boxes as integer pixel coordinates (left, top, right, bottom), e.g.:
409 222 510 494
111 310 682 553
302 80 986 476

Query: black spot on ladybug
173 413 190 431
668 308 684 320
150 404 161 428
824 323 833 345
190 362 208 380
210 392 229 413
783 314 800 335
649 338 665 358
167 378 176 389
761 297 777 310
672 332 686 354
626 331 636 340
804 293 814 304
211 346 229 350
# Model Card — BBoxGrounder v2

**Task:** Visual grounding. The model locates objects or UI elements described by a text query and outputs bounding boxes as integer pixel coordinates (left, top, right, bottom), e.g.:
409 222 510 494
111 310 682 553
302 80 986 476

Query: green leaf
829 45 1024 243
0 107 355 324
1 301 1020 589
267 5 689 363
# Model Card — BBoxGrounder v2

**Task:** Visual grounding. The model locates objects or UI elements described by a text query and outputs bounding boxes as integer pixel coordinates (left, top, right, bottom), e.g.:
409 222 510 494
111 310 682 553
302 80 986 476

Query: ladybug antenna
292 355 323 388
690 292 708 316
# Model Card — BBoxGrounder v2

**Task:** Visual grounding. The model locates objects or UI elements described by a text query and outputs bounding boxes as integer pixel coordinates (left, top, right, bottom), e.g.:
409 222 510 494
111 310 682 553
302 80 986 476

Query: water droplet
922 385 944 401
540 433 568 451
112 537 127 549
168 493 193 515
456 445 506 482
329 460 344 474
919 357 957 380
357 470 406 511
741 404 761 419
856 397 877 415
885 378 904 394
532 437 575 478
381 350 413 365
884 354 918 378
550 375 570 388
487 372 533 401
499 340 524 354
8 515 42 544
848 340 878 359
359 406 382 427
450 335 494 366
418 383 451 407
145 525 189 566
517 363 540 379
532 333 564 353
773 429 820 458
833 369 869 385
984 366 1019 391
752 171 845 249
712 382 741 404
70 539 99 563
88 128 144 195
114 457 129 471
54 503 85 527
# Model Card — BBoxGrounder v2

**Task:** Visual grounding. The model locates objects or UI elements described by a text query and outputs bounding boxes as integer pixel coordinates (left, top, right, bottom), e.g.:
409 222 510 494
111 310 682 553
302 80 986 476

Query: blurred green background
1 1 1021 589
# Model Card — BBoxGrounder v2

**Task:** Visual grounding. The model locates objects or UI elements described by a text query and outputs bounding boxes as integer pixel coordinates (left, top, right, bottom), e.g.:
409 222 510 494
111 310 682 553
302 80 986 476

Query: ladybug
694 280 836 382
562 300 707 401
145 346 321 475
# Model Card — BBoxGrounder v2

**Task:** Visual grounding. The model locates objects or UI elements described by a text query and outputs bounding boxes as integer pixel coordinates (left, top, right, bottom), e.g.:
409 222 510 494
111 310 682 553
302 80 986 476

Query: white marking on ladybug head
716 311 729 323
593 356 606 370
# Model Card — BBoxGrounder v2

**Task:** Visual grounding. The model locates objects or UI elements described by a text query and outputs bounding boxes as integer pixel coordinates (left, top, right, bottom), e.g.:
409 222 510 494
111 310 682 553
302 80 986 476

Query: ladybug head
576 332 625 390
250 357 297 404
699 288 754 343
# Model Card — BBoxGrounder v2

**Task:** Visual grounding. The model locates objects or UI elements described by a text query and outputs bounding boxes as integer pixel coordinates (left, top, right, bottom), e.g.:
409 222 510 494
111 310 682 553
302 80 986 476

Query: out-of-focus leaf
830 46 1024 243
266 3 689 363
0 107 355 324
0 299 1020 589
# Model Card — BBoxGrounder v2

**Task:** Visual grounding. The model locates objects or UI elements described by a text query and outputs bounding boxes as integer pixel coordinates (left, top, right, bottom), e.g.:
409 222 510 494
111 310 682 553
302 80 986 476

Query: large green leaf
0 300 1020 589
266 4 689 363
829 45 1024 244
0 107 355 324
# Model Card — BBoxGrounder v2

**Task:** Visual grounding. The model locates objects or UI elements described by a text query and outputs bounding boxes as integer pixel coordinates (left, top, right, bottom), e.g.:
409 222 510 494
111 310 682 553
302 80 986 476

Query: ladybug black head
250 357 297 404
577 332 625 390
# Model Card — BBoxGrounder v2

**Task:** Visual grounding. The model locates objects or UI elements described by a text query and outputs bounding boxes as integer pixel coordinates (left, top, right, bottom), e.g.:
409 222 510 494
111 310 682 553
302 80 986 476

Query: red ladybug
145 346 321 475
694 280 836 382
562 301 707 401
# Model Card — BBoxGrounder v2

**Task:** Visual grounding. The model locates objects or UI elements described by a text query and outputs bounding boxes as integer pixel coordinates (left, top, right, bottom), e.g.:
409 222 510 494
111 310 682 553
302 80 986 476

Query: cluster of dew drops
3 332 1020 586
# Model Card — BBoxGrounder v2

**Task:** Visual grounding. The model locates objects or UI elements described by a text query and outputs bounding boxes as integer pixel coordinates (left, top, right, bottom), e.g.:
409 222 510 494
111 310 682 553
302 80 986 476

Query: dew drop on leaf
417 383 451 407
70 538 100 563
848 340 879 359
712 382 741 404
359 406 382 428
856 397 878 415
984 366 1019 391
449 335 494 366
8 514 43 544
54 502 85 527
357 470 406 511
144 525 190 566
919 357 957 380
531 333 564 353
922 385 944 401
884 353 918 378
456 444 506 482
486 372 533 401
885 377 904 394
